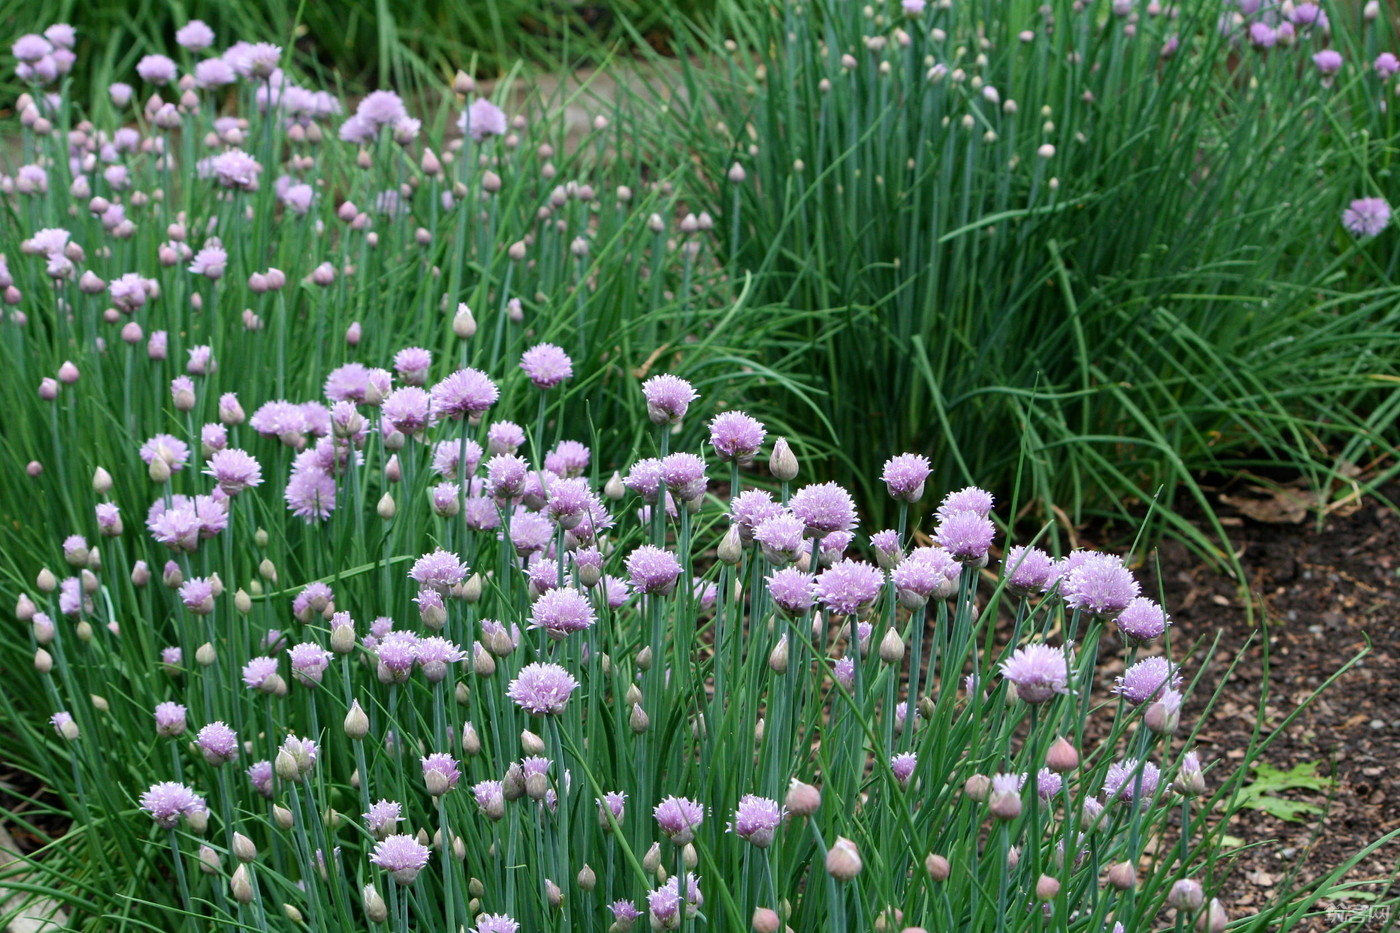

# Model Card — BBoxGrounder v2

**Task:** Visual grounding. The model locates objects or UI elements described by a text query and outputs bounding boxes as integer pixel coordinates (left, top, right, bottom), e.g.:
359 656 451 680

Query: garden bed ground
1124 480 1400 928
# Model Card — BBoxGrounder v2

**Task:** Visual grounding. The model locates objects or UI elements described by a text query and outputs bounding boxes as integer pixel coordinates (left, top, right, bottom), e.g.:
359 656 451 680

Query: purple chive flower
1377 53 1400 79
208 149 262 189
486 453 529 499
196 722 238 765
624 458 666 501
12 34 52 62
415 636 465 681
177 577 216 616
934 510 996 562
391 347 431 386
431 368 499 420
508 511 553 556
364 799 403 838
140 434 190 471
1343 198 1391 237
937 486 994 519
1116 596 1170 644
154 701 187 737
598 791 627 828
375 631 420 683
1037 767 1063 800
247 760 274 797
175 19 215 50
654 796 704 843
546 476 593 526
461 98 508 141
891 752 918 788
729 795 784 847
528 587 596 638
642 374 699 425
382 387 433 435
1313 49 1343 76
626 545 684 596
135 54 177 84
1062 552 1139 617
833 656 855 689
201 423 228 454
768 567 818 615
753 511 806 565
709 411 766 463
815 558 885 616
729 491 784 543
140 781 207 828
506 662 580 715
189 244 227 279
95 503 122 536
486 421 527 456
890 551 948 607
472 780 505 819
50 711 76 739
1113 656 1182 705
1248 22 1277 47
1290 2 1327 29
545 440 590 476
289 643 332 685
520 343 573 389
371 833 431 884
610 901 642 924
473 915 521 933
292 582 334 618
658 453 707 501
1004 545 1055 594
205 448 263 495
881 453 932 502
1103 759 1161 808
409 548 469 593
421 753 462 796
241 656 280 691
790 482 858 538
999 643 1070 703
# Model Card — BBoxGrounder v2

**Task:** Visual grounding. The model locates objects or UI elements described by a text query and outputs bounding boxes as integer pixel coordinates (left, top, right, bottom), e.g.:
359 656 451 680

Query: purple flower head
709 411 766 463
1343 198 1391 237
391 347 431 385
1004 545 1055 594
768 567 818 615
1248 22 1276 47
140 781 207 828
431 368 498 419
473 915 521 933
95 503 122 537
610 901 642 923
1037 767 1063 800
1103 758 1161 808
50 711 76 739
624 458 666 501
135 54 177 85
626 545 684 596
815 558 884 616
250 400 309 442
175 20 215 50
421 752 462 795
881 453 932 502
247 760 274 797
753 511 806 565
546 476 593 526
507 662 579 715
292 581 334 618
520 343 573 389
729 795 784 847
999 643 1070 703
371 833 431 884
937 486 994 519
472 780 504 818
486 453 529 499
415 636 465 681
730 489 783 542
12 34 52 62
529 586 596 638
642 374 699 425
201 423 228 454
486 421 526 456
1377 53 1400 79
363 799 403 838
1290 2 1327 29
289 643 332 685
598 791 627 826
508 510 553 556
197 722 238 764
205 448 263 495
890 752 918 788
229 41 281 79
383 386 433 435
189 244 227 278
1313 49 1343 76
790 482 858 538
207 149 261 190
934 510 996 562
409 548 469 593
1116 596 1170 644
654 796 704 843
461 99 508 141
525 557 561 596
545 440 590 476
140 434 190 471
658 452 707 501
1113 656 1182 705
241 656 280 691
155 701 187 737
375 631 420 683
891 550 953 605
1062 552 1139 617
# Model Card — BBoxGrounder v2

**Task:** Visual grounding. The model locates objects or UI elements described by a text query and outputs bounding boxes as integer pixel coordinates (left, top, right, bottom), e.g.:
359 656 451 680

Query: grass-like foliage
648 0 1400 538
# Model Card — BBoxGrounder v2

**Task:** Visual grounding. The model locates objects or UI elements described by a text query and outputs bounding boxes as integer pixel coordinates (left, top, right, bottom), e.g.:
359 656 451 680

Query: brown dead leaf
1219 486 1314 524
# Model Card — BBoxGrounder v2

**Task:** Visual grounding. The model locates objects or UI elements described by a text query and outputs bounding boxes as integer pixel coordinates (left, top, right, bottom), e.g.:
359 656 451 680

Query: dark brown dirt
1123 480 1400 926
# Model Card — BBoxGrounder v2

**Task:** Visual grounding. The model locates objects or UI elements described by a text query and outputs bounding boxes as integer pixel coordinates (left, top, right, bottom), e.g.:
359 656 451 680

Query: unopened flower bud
925 853 950 881
878 627 905 664
769 437 799 481
752 907 780 933
786 779 821 816
630 704 650 734
233 832 258 862
1107 861 1136 891
964 774 991 802
1035 874 1060 901
1168 879 1205 913
363 883 388 923
1045 736 1079 773
826 836 862 880
768 633 789 674
231 864 254 904
273 804 295 830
